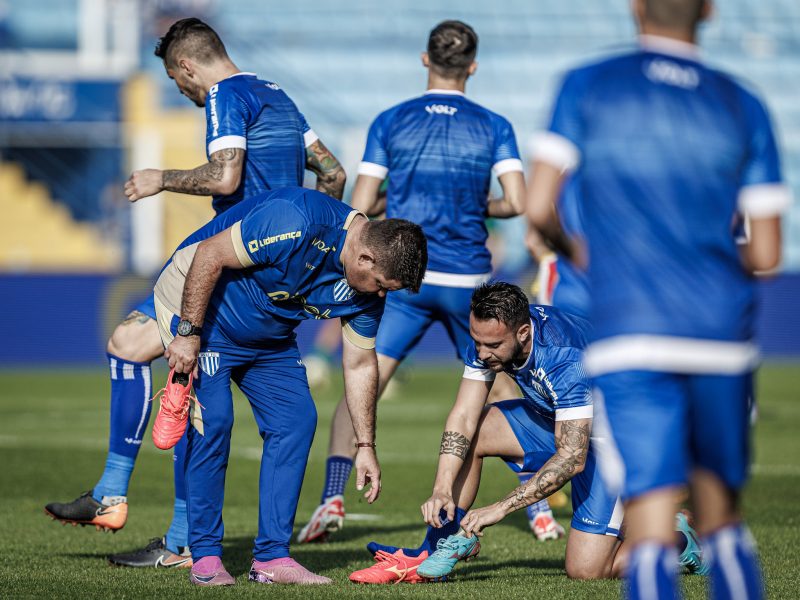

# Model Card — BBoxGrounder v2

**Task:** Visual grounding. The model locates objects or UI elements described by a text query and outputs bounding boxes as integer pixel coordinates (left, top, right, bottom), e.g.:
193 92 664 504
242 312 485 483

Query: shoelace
150 386 203 417
434 536 459 555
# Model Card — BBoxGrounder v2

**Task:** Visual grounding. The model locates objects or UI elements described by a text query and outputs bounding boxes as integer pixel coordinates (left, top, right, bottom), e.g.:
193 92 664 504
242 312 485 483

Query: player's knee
107 315 161 362
565 561 609 580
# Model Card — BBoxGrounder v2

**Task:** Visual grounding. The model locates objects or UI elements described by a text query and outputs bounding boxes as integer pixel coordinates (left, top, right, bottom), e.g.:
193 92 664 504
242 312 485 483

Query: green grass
0 364 798 598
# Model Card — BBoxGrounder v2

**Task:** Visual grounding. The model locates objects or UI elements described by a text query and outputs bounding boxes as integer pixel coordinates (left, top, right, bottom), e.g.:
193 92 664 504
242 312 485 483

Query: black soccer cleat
44 491 127 532
108 537 192 568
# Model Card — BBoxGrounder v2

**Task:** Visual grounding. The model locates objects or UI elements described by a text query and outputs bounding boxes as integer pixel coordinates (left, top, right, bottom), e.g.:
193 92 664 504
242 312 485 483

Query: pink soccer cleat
151 369 199 450
249 557 332 585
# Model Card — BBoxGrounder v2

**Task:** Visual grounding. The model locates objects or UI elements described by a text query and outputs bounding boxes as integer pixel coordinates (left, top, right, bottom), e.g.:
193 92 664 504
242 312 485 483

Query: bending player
298 20 565 545
528 1 789 597
44 17 345 569
349 283 623 584
151 186 426 585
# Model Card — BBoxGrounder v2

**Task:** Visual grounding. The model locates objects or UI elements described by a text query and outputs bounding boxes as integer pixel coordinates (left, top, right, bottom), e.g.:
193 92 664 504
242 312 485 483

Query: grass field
1 363 798 599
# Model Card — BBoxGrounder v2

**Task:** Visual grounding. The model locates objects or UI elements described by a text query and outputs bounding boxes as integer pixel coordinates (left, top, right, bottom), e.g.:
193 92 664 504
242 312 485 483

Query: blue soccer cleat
676 511 710 575
416 533 480 580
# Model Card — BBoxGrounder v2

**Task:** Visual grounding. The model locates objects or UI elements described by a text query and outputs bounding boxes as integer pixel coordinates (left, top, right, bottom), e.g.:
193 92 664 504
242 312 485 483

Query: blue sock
625 542 679 600
517 473 551 520
705 524 764 600
321 456 353 503
93 354 153 501
367 508 467 558
165 432 189 553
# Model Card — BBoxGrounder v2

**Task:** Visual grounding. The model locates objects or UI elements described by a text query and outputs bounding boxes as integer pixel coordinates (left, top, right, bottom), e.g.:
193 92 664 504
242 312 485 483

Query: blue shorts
493 399 622 537
133 295 156 320
593 370 753 500
376 283 474 361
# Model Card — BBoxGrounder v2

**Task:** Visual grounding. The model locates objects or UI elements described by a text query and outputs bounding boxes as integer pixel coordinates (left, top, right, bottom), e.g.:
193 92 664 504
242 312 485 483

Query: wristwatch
176 319 203 337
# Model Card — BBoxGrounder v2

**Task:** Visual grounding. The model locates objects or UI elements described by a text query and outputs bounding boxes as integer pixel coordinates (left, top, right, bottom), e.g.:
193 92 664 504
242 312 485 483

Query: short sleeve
357 111 390 179
341 299 385 349
737 93 792 218
547 356 593 421
529 71 585 173
462 341 496 382
206 82 249 155
299 111 319 148
230 201 305 268
491 116 524 176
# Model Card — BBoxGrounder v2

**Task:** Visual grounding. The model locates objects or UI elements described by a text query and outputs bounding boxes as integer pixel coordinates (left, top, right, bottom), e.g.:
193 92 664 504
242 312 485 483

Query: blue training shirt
205 73 318 214
533 36 792 374
358 90 523 276
463 305 592 421
154 188 384 349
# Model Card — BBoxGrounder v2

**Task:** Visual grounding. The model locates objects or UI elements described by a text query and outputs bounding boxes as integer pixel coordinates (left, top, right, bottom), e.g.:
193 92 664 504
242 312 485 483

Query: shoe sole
44 508 123 533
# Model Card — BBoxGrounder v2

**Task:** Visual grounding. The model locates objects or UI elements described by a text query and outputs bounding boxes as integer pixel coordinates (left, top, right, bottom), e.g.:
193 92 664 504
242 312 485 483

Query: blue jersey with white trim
542 40 789 344
205 73 315 214
360 91 522 275
156 188 384 348
463 305 592 420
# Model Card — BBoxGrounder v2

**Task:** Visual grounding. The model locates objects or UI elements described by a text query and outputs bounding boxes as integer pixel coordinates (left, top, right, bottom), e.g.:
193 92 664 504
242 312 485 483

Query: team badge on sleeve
199 352 220 377
333 278 356 302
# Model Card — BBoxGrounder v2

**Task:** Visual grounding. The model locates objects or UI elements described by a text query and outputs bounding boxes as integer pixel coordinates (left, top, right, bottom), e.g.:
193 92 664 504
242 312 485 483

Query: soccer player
349 283 623 584
44 17 346 568
151 186 426 585
298 19 548 544
527 1 789 598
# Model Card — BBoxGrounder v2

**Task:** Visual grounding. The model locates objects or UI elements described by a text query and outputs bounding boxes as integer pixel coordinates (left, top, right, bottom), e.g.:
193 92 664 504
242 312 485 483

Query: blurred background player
296 20 543 544
44 17 346 569
528 1 790 598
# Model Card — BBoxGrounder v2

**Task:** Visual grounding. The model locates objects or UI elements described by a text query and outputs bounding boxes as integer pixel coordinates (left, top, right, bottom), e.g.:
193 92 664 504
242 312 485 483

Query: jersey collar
223 71 257 80
424 88 465 96
511 319 536 373
639 34 702 61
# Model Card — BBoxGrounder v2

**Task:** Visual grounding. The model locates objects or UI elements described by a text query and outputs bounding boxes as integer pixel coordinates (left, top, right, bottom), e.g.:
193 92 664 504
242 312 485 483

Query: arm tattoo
306 140 346 199
439 431 471 460
499 419 591 513
163 148 244 196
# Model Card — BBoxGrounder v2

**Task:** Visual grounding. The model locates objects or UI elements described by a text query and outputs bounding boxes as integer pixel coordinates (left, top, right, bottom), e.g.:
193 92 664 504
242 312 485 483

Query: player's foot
417 533 480 580
44 491 127 532
349 549 429 584
676 511 710 575
152 369 198 450
189 556 235 586
108 536 192 568
530 510 566 541
296 495 345 543
249 557 332 584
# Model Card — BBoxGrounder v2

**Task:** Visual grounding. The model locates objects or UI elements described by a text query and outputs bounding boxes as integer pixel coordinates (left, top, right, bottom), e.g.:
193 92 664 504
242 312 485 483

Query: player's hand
125 169 164 202
421 490 456 528
460 502 506 538
164 335 200 378
354 446 381 504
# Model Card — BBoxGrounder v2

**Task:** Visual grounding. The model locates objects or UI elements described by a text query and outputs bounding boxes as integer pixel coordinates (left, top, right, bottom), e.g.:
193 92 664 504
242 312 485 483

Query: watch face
177 320 192 336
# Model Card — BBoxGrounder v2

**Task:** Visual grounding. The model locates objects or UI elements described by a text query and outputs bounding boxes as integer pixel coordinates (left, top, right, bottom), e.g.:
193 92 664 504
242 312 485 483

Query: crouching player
350 282 624 583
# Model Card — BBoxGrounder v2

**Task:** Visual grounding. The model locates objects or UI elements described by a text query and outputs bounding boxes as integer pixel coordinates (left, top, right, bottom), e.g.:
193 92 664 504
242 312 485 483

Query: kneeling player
350 282 623 583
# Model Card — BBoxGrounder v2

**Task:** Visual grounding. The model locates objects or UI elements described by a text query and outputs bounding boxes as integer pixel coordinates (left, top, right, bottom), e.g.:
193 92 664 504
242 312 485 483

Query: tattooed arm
305 139 346 200
124 148 245 202
163 227 244 376
460 417 592 537
421 377 493 528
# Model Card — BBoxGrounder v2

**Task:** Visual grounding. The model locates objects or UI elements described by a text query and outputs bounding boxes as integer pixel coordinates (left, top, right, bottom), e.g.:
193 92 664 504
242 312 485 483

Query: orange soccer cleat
151 369 200 450
349 549 429 584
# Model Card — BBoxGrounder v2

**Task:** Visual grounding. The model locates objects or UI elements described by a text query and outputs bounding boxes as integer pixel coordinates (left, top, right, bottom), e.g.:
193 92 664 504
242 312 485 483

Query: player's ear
358 251 376 268
421 52 430 68
516 322 531 344
700 0 714 23
178 57 194 77
467 61 478 77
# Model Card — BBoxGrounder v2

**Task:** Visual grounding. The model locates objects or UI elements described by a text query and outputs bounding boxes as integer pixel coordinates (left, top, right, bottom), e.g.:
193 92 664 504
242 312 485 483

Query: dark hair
470 282 529 330
427 20 478 80
362 219 427 293
644 0 706 30
154 18 228 66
